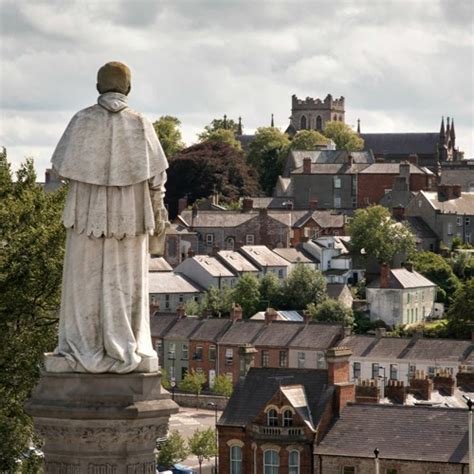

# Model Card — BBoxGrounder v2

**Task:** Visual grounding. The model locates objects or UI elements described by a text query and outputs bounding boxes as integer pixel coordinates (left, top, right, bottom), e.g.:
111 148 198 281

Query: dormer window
267 409 278 427
283 410 293 427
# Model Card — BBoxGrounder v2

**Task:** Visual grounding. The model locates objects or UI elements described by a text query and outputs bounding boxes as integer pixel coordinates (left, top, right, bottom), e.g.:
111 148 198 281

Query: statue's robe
51 92 168 373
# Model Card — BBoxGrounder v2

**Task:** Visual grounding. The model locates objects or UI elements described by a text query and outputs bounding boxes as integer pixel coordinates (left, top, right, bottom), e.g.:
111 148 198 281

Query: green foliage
179 369 207 396
450 251 474 281
348 205 416 264
212 374 233 398
203 285 234 317
188 428 217 471
289 130 329 150
354 311 377 334
322 121 364 151
281 265 327 310
307 299 354 327
232 274 261 318
447 279 474 339
247 127 290 195
161 368 171 390
410 252 461 304
259 272 283 309
156 430 189 467
200 117 240 136
199 128 242 150
153 115 185 158
183 299 203 316
0 153 66 470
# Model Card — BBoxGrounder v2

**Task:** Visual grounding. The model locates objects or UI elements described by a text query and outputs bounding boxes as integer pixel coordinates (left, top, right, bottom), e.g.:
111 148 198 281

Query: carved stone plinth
25 371 178 473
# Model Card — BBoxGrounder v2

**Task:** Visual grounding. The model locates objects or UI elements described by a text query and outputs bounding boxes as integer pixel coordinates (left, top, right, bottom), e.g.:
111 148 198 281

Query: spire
446 116 450 136
271 113 274 128
237 116 243 135
450 117 456 140
439 116 445 137
223 114 227 130
357 118 361 134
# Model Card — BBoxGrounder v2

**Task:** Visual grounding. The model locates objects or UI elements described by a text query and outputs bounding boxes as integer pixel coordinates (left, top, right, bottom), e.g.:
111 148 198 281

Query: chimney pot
303 157 312 173
230 303 243 321
265 308 278 324
176 305 186 318
242 198 254 212
380 263 390 288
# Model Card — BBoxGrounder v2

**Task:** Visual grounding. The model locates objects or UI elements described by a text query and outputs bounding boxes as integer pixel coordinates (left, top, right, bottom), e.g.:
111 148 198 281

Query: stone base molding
26 370 178 473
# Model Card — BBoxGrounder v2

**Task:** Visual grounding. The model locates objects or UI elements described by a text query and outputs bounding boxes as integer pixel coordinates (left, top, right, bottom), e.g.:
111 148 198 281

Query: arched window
316 115 322 130
289 450 300 474
267 409 278 426
264 450 279 474
225 237 235 250
339 115 343 121
230 445 242 474
283 410 293 427
300 115 307 130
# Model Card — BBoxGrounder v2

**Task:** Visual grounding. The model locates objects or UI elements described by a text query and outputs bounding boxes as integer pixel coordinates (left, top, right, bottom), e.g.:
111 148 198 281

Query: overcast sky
1 0 473 178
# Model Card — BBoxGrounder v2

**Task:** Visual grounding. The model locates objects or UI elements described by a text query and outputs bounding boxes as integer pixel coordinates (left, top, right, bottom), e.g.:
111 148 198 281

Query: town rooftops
289 149 374 168
252 321 304 347
288 323 343 350
149 272 204 294
316 403 468 463
163 316 202 340
361 132 440 155
149 257 173 272
218 320 265 345
359 162 434 175
292 162 369 175
243 196 291 209
292 210 345 229
367 268 436 289
189 318 233 342
217 250 259 273
179 209 255 228
440 168 474 191
251 310 303 322
186 255 235 278
218 367 330 428
272 247 314 265
150 313 178 338
421 190 474 215
341 335 473 363
240 245 291 268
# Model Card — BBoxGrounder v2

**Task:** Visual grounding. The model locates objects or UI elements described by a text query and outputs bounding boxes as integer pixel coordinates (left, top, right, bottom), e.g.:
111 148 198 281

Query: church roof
361 132 439 155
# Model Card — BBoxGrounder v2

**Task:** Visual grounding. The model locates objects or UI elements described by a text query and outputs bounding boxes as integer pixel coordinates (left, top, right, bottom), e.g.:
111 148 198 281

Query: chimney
176 305 186 319
408 154 418 166
392 206 405 220
399 161 410 181
178 196 188 214
230 303 243 321
187 248 195 258
309 199 319 210
380 263 390 289
303 310 311 324
326 347 355 416
265 308 278 325
438 184 462 201
285 201 294 210
345 154 353 166
385 380 407 404
242 198 254 212
375 327 386 338
405 262 413 272
303 157 312 173
355 379 381 404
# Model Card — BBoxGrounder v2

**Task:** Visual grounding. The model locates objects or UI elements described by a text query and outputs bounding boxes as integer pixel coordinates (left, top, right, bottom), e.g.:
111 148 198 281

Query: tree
289 130 329 150
212 374 233 398
348 205 416 265
183 298 203 316
281 265 327 310
199 117 240 137
307 299 354 327
231 274 261 318
153 115 185 158
179 369 207 406
259 272 283 310
450 251 474 281
156 430 189 468
247 127 290 195
446 279 474 339
165 141 259 218
188 428 217 474
411 252 461 303
202 285 234 316
0 153 66 470
322 121 364 151
199 128 242 150
160 368 171 390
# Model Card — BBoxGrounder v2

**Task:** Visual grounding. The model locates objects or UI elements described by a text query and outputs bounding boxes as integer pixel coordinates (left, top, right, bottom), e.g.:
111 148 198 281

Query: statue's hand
154 207 170 237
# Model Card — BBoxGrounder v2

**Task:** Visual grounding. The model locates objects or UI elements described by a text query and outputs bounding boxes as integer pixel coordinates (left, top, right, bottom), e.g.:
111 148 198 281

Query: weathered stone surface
26 371 178 473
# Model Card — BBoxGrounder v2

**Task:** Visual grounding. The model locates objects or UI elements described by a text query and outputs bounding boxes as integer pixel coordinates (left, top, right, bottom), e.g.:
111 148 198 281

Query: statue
49 62 168 373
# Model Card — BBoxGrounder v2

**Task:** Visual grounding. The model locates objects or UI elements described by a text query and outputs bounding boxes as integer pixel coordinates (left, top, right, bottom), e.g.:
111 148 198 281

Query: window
334 177 341 189
447 223 453 235
264 449 279 474
316 115 322 130
278 269 284 279
428 366 436 377
283 410 293 427
351 197 357 208
226 348 234 365
316 351 326 369
178 294 184 303
206 233 214 246
165 294 170 310
372 363 379 379
209 345 216 361
155 340 163 355
407 292 411 303
262 350 269 367
297 352 305 369
267 409 278 427
343 468 356 474
300 115 307 130
390 364 398 380
230 445 242 474
182 343 189 360
334 196 341 208
289 450 299 474
408 364 416 377
246 234 255 245
418 199 422 208
279 351 288 368
457 216 462 226
168 343 176 360
195 346 203 361
466 217 471 226
353 362 361 379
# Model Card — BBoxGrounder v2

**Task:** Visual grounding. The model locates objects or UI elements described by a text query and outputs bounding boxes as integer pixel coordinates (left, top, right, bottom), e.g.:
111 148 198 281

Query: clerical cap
97 61 131 95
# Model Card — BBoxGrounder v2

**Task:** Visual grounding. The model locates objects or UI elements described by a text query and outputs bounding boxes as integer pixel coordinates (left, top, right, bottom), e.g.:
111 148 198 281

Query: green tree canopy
322 121 364 151
212 374 233 398
247 127 290 195
202 285 234 317
0 152 66 470
199 117 240 137
259 272 283 309
179 369 207 408
188 428 217 474
450 251 474 281
199 128 242 150
153 115 185 158
307 299 354 327
281 265 327 310
232 273 261 318
156 430 189 467
348 205 416 264
289 130 329 150
411 252 461 303
446 279 474 339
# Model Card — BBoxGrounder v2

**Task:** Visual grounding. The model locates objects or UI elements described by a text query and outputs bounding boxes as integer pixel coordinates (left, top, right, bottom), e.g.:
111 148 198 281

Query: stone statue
49 62 168 373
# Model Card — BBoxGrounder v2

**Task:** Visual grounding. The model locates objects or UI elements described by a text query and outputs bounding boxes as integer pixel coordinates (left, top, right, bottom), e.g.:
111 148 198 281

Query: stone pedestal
25 370 178 473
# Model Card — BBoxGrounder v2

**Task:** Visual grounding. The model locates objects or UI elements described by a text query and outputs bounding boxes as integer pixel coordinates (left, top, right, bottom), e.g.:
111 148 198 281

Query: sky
1 0 473 179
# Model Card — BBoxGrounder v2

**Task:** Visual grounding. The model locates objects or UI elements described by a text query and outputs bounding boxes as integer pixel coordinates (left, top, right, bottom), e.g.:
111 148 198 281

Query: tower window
300 115 307 130
316 115 322 130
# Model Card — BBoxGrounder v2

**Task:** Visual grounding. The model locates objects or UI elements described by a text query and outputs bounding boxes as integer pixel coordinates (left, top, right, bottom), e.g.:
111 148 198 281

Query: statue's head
97 61 131 95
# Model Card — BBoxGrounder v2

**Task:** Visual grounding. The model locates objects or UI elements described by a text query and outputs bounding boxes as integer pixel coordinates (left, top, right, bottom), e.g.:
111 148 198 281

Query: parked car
156 464 197 474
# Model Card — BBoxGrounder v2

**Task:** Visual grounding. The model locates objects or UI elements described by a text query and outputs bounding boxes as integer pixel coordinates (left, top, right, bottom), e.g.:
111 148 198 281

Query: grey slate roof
361 132 440 155
292 210 345 229
359 162 433 175
367 268 435 289
188 255 235 277
404 216 438 240
316 404 468 463
272 247 314 264
239 245 291 268
179 210 255 228
288 323 343 350
218 320 265 345
189 318 232 342
292 163 369 175
440 168 474 191
244 196 292 209
218 367 330 428
149 272 205 294
217 250 259 273
252 321 304 347
163 317 202 340
289 150 374 167
422 191 474 215
150 314 178 338
149 257 173 272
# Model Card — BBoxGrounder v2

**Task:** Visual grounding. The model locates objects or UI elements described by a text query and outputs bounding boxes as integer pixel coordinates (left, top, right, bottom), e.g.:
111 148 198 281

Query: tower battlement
292 94 345 111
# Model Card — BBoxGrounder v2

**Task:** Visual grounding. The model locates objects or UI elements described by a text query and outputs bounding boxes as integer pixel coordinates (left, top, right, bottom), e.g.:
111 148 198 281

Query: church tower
285 93 345 136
